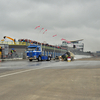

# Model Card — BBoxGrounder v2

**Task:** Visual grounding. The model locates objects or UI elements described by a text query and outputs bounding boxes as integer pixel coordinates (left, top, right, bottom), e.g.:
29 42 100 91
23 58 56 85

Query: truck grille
30 52 33 57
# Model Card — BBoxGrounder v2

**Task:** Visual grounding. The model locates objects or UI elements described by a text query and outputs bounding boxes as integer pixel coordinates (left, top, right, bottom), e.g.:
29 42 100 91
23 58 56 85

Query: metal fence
1 52 26 59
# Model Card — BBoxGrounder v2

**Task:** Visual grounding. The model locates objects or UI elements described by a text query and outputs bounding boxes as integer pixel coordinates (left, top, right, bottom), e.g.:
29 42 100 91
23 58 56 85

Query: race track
0 59 100 100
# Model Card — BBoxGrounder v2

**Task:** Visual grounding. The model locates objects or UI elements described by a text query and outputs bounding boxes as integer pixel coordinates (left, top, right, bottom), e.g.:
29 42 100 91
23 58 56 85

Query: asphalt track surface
0 59 100 100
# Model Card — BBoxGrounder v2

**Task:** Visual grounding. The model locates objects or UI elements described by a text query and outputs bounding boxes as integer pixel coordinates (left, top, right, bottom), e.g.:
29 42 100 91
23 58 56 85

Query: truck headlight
34 56 36 58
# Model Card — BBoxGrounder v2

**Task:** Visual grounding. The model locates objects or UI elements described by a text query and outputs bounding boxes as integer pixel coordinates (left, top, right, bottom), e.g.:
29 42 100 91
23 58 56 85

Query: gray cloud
0 0 100 52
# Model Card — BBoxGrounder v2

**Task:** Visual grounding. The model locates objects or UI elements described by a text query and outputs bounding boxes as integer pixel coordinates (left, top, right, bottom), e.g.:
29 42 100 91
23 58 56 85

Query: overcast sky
0 0 100 52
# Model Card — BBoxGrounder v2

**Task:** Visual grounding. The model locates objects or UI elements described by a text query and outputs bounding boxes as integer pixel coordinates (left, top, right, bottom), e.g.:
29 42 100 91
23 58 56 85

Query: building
62 39 84 51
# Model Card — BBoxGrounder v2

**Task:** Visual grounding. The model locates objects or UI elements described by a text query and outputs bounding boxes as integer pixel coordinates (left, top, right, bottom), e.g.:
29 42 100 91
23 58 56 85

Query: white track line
0 66 46 78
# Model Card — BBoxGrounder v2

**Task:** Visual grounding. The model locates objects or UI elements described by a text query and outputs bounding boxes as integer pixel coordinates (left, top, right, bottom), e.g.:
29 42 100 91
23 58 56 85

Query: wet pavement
0 60 100 70
0 60 100 75
0 60 100 100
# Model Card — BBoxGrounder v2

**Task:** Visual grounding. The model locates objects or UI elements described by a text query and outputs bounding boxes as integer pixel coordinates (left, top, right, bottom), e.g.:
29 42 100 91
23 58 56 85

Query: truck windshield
27 47 36 51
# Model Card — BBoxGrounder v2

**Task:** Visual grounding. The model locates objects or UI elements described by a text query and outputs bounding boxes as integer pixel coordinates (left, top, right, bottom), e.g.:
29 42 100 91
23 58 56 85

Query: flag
64 39 71 43
61 38 66 41
67 41 71 43
40 28 44 32
53 34 57 37
35 26 40 29
43 29 47 34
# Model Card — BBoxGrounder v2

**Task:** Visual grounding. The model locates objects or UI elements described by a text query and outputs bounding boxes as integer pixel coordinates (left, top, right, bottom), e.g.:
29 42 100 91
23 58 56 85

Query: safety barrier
1 52 25 59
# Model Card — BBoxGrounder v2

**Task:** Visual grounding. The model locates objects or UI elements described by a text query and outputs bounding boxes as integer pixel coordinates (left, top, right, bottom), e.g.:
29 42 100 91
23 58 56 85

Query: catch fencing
1 52 26 59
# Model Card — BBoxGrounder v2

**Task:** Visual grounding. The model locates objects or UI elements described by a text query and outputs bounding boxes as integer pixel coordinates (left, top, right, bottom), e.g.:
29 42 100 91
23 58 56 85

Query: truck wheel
38 56 41 61
29 59 32 61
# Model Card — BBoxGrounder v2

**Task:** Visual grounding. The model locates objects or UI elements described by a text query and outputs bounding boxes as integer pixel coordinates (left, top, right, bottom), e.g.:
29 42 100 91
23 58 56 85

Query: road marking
0 61 57 78
0 66 47 78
